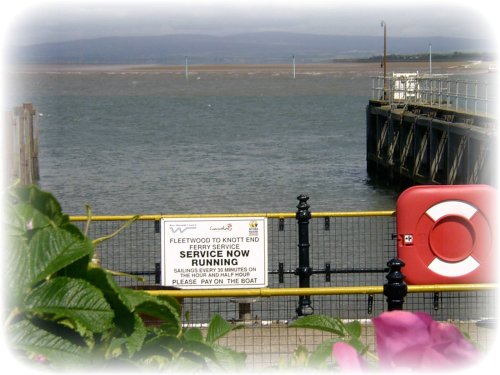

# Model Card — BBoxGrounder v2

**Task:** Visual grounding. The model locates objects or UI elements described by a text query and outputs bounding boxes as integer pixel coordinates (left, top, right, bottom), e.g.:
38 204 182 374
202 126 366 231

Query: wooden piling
6 103 40 185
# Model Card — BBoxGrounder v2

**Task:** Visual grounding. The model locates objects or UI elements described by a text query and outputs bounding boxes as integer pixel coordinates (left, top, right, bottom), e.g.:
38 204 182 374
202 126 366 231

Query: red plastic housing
396 185 496 284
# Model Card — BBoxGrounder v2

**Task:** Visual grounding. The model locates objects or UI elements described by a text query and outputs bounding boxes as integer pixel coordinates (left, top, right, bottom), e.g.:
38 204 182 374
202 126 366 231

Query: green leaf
7 184 94 288
347 337 369 354
291 344 309 367
86 267 132 313
29 226 94 285
8 319 90 365
85 268 143 348
180 340 217 363
13 202 53 231
118 287 166 311
212 345 247 369
344 320 362 338
308 339 336 368
206 314 233 343
134 295 180 320
289 315 346 336
12 185 68 227
183 327 204 342
136 302 181 336
23 277 114 333
118 288 181 335
123 313 147 356
105 337 128 359
56 255 92 279
87 267 182 357
139 334 181 359
5 203 37 236
92 284 181 337
176 351 208 369
5 234 31 304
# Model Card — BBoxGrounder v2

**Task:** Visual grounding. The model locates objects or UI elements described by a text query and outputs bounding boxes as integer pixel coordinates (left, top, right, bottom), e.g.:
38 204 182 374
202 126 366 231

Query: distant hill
6 32 496 65
336 51 496 63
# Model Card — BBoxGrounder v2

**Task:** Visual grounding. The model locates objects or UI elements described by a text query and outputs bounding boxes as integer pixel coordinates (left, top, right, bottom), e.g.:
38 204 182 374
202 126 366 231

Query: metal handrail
144 283 496 298
69 210 396 222
371 75 496 116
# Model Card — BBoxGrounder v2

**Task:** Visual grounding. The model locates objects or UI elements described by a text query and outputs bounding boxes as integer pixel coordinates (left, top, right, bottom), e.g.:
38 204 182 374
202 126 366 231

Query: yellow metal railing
69 210 396 222
145 284 496 298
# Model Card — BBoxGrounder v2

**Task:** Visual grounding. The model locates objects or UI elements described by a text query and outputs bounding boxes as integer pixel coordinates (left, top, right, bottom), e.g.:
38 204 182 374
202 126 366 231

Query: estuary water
7 63 491 216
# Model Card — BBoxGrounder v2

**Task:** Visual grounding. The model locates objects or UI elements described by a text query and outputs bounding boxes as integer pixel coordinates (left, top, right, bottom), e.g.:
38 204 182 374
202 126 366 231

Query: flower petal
373 311 481 370
430 320 469 344
428 321 480 365
373 311 433 366
333 342 367 372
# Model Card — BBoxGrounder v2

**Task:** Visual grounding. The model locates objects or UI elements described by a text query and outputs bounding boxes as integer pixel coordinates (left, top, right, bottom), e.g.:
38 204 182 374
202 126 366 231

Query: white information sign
161 217 268 289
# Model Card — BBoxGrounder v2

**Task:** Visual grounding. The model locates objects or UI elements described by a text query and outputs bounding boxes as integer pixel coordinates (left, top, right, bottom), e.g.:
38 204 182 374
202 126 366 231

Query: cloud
2 0 497 46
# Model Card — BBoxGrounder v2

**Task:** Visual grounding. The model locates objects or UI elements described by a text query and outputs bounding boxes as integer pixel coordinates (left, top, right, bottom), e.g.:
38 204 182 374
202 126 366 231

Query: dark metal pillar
383 258 407 311
295 194 314 316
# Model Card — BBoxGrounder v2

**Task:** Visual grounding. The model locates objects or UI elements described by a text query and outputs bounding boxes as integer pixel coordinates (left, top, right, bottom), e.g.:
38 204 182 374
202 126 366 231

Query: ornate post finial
384 258 407 311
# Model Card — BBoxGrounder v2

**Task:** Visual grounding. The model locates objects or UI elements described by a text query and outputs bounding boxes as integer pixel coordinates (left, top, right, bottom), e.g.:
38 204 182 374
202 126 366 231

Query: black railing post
155 262 161 284
383 258 407 311
295 194 314 316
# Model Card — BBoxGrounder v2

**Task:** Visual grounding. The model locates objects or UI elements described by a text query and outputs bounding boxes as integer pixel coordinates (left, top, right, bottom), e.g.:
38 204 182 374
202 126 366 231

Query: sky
1 0 499 47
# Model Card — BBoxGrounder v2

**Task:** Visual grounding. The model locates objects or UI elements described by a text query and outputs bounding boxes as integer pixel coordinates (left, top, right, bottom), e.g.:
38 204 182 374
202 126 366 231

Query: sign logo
248 221 259 236
209 223 232 232
169 223 196 234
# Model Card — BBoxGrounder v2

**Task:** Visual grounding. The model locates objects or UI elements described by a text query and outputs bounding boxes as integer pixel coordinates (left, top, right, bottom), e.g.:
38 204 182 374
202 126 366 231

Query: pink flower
332 311 481 371
332 342 367 372
373 311 480 370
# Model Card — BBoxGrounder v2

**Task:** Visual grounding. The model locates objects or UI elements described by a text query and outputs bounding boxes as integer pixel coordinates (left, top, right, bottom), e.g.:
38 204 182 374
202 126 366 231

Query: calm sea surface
7 66 491 215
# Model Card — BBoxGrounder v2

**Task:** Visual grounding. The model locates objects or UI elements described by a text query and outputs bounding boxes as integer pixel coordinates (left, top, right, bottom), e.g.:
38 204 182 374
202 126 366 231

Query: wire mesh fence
210 291 495 369
142 289 495 369
79 211 396 289
72 210 496 369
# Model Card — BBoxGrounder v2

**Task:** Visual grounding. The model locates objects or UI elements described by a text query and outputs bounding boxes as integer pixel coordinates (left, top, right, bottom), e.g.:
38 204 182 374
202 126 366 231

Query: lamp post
381 21 387 100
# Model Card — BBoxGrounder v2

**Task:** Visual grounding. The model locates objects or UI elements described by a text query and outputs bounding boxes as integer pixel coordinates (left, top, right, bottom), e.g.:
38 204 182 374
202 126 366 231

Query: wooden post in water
7 103 40 185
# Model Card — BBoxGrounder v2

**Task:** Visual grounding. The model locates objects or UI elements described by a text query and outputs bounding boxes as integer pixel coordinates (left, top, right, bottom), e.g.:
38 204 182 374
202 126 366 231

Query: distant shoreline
7 61 493 75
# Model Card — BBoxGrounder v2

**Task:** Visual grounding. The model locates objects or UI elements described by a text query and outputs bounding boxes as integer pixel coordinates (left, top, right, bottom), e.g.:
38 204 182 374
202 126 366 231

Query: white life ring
425 200 479 277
